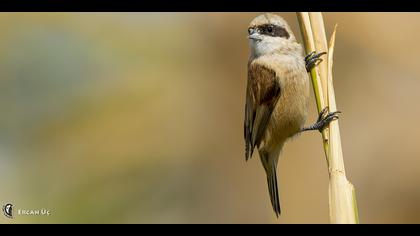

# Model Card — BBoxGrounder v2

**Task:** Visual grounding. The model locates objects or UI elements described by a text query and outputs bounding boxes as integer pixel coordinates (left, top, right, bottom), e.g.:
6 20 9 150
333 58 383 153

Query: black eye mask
257 24 290 39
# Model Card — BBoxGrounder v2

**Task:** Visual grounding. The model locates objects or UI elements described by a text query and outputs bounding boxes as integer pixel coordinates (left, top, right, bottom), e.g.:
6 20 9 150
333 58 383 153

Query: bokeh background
0 12 419 224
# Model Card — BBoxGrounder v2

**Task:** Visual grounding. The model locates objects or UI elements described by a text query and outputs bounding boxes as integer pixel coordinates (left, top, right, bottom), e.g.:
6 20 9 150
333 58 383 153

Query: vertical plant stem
296 12 359 224
309 13 329 96
296 13 330 165
296 13 326 113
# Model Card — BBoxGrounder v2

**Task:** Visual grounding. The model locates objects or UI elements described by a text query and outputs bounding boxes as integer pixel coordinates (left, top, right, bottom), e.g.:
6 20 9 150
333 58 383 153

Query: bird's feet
305 51 327 72
301 107 341 132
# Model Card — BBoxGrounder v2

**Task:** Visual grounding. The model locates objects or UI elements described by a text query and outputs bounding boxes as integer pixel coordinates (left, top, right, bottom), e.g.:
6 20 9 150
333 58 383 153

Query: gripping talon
305 51 327 72
300 107 341 133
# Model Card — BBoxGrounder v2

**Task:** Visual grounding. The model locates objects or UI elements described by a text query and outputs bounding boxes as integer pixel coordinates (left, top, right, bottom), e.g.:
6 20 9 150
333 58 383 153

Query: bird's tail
266 163 281 217
259 150 281 217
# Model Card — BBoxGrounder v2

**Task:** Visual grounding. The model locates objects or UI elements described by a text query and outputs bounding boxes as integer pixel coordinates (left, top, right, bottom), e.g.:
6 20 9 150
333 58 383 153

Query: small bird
244 13 339 217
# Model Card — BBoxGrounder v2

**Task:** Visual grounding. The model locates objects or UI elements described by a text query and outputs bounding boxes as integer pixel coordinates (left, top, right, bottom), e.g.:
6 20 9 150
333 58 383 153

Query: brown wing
244 62 281 161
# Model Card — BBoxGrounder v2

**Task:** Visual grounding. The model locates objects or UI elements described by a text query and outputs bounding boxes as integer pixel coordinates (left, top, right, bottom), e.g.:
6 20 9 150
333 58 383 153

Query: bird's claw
305 51 327 72
314 106 341 132
300 106 341 133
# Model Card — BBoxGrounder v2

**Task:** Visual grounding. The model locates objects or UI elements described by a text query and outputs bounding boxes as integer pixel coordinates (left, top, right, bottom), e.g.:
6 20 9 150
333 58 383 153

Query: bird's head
248 14 298 58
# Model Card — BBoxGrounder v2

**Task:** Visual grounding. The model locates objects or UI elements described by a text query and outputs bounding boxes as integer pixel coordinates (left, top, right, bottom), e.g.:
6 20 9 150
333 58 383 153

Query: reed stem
296 12 359 224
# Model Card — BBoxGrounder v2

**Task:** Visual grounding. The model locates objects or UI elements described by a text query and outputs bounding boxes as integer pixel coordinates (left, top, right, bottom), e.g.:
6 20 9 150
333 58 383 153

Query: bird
244 13 339 217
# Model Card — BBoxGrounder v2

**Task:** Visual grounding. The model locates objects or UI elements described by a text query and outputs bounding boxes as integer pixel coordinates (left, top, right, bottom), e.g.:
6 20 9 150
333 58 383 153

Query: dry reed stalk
296 12 359 224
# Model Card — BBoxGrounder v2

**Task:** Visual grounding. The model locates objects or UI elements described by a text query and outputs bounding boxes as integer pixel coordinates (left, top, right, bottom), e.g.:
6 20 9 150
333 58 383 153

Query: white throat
249 38 282 58
249 36 301 59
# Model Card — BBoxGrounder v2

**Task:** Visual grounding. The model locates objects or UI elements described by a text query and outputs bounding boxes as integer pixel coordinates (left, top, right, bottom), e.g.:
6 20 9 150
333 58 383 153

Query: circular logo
2 204 13 219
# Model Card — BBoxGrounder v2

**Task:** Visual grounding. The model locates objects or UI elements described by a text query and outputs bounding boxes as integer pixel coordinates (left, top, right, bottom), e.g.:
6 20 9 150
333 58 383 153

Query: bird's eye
248 28 252 34
267 25 274 33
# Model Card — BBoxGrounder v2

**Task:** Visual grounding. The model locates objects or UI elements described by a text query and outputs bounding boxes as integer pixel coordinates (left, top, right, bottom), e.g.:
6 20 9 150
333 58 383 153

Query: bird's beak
248 29 262 41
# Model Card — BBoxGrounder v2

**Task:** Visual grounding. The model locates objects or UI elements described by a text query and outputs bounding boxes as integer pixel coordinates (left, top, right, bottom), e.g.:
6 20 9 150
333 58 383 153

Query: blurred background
0 12 419 224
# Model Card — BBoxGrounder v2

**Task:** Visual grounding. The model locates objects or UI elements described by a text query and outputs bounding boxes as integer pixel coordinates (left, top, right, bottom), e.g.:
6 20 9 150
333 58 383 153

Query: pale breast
264 55 310 144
